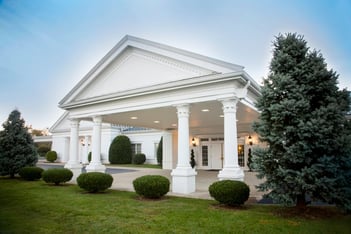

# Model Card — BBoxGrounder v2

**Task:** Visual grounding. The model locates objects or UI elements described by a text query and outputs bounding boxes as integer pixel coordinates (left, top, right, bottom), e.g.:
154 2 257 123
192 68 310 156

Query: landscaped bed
0 178 350 233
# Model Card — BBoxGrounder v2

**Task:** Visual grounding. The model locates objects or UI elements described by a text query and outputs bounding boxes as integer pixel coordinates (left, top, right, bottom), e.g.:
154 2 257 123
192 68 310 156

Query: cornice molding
60 72 245 110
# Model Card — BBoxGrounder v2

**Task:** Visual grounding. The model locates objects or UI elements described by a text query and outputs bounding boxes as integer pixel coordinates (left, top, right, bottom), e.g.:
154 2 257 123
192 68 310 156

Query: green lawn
0 178 350 234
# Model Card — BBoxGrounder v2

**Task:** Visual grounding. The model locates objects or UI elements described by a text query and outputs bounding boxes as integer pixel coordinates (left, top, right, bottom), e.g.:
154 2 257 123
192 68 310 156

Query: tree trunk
296 194 307 210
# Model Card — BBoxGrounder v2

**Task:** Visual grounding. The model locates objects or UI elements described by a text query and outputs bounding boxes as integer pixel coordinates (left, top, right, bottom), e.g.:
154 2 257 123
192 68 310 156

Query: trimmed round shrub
108 135 132 164
19 166 44 181
46 151 57 162
42 168 73 185
209 180 250 206
133 175 170 199
77 172 113 193
132 153 146 165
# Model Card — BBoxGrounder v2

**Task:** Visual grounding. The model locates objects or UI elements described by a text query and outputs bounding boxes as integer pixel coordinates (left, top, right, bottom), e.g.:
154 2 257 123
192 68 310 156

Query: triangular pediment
75 47 213 101
59 35 244 107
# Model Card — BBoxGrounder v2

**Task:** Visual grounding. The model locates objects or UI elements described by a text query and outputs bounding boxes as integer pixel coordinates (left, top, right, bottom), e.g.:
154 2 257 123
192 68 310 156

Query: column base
171 167 197 194
218 167 244 181
64 163 83 182
86 162 106 173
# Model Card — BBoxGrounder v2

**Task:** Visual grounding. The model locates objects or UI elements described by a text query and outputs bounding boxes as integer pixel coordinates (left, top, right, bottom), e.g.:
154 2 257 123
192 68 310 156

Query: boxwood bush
132 153 146 165
209 180 250 206
133 175 170 199
19 166 44 181
46 151 57 162
108 135 132 164
77 172 113 193
42 168 73 185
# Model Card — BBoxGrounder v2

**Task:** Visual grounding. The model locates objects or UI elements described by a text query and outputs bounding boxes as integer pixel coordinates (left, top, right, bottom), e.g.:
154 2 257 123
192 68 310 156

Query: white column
64 119 83 181
218 98 244 181
161 131 173 170
86 116 106 173
171 104 197 194
82 135 89 164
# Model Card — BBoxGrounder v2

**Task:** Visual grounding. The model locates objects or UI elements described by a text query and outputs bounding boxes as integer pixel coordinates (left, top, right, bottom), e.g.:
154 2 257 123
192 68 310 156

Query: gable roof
59 35 246 108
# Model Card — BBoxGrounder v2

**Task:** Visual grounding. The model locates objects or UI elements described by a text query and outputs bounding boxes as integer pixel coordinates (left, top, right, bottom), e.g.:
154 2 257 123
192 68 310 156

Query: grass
0 178 350 234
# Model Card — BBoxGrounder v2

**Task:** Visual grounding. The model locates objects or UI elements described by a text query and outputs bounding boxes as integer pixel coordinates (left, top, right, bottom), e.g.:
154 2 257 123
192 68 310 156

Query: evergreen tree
253 33 351 211
247 148 253 172
0 110 38 178
157 137 163 165
190 149 196 168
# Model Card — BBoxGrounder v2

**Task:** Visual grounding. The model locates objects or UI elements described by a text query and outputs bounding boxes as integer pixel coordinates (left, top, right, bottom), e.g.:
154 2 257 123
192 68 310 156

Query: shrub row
19 166 250 204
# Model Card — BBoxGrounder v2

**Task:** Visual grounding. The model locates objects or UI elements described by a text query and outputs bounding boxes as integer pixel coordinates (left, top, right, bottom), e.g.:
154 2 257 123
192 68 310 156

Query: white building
50 35 261 194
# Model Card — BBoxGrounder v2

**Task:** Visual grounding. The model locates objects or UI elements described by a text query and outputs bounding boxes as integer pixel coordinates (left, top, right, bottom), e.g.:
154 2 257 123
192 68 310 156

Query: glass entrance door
199 138 223 170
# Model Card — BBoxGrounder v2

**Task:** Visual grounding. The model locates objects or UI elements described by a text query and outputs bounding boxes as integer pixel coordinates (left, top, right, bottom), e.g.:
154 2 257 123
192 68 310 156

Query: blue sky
1 0 350 129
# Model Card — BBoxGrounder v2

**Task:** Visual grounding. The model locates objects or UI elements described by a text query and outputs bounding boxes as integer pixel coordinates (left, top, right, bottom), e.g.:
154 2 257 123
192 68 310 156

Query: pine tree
253 33 351 211
0 109 38 178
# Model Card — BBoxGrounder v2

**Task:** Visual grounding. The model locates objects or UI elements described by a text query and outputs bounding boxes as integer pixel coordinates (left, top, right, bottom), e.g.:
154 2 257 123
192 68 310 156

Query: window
238 144 245 167
131 143 142 156
202 145 208 166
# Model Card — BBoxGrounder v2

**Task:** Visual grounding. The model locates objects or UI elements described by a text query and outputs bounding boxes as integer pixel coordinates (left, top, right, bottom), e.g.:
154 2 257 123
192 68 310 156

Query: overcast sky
1 0 350 130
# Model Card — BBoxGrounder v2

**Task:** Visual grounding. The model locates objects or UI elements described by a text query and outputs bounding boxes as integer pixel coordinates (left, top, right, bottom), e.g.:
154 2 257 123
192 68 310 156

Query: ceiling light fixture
153 120 160 123
130 116 138 120
201 109 210 112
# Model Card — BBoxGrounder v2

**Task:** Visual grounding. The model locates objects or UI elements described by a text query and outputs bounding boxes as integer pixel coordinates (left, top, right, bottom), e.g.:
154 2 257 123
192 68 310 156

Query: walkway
37 162 265 201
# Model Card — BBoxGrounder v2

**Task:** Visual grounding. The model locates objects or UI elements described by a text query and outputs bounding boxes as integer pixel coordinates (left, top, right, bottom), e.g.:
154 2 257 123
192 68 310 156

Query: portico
54 35 261 194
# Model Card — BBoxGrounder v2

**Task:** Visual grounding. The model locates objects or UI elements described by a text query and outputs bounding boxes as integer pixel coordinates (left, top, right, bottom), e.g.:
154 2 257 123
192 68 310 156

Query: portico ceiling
102 100 259 136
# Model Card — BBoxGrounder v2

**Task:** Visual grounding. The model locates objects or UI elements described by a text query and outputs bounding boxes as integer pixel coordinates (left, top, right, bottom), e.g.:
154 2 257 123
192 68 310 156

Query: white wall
126 131 163 164
52 135 70 162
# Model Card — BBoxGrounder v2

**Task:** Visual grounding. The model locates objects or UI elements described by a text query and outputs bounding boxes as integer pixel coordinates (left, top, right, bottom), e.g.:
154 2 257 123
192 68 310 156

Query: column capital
220 98 239 113
69 118 80 128
92 116 103 124
176 104 190 118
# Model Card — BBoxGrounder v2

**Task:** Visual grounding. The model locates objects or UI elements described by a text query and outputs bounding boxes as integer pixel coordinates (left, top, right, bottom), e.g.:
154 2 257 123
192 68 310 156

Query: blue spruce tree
253 33 351 211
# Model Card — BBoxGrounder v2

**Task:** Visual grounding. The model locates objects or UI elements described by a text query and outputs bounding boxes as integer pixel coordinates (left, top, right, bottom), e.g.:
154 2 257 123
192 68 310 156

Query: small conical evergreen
0 110 38 178
190 149 196 168
157 137 163 165
253 33 351 211
247 148 253 172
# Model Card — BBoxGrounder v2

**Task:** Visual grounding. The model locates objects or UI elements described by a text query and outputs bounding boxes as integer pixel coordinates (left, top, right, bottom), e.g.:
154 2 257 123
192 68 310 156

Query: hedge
77 172 113 193
133 175 169 199
209 180 250 206
42 168 73 185
19 166 44 181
